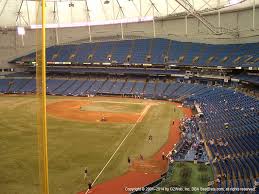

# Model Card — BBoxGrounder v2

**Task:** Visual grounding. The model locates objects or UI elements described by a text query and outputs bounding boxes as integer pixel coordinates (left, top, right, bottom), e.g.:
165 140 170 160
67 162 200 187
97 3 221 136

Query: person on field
84 167 88 179
140 154 144 160
162 152 166 160
148 134 153 142
128 156 131 165
88 180 92 190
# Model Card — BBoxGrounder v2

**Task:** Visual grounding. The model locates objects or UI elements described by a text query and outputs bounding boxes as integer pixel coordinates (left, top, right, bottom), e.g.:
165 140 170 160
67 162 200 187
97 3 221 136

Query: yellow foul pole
36 0 49 193
41 0 49 193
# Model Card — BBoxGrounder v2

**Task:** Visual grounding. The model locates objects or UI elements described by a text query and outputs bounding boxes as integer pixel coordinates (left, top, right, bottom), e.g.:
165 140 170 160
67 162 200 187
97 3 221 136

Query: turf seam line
137 104 151 123
85 104 151 194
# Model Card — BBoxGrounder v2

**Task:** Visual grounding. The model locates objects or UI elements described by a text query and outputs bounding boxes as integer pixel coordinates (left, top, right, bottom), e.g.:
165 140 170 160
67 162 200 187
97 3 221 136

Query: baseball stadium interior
0 0 259 194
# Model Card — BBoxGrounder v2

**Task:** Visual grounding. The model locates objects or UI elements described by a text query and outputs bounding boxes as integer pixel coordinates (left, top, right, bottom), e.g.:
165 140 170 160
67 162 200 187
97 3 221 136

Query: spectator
148 134 153 142
84 167 88 179
88 180 92 190
162 152 166 160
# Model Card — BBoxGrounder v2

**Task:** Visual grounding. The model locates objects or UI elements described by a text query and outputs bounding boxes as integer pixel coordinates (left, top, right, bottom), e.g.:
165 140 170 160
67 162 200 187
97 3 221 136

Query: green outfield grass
0 95 183 194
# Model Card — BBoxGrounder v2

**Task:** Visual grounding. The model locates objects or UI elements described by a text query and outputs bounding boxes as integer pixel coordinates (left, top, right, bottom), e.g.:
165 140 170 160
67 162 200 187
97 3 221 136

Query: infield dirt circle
47 100 149 123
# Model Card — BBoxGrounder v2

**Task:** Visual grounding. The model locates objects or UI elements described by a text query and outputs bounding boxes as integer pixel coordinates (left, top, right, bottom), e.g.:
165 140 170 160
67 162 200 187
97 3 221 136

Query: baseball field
0 95 184 194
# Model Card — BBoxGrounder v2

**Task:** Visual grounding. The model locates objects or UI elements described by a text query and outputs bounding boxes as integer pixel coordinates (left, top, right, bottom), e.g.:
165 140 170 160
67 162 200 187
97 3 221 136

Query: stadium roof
0 0 256 28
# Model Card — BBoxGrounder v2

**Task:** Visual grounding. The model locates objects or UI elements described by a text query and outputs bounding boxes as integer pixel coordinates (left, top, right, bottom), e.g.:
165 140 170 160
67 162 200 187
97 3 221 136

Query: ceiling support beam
16 0 23 23
139 0 142 17
174 0 219 34
185 15 188 35
165 0 169 15
152 3 156 38
53 1 60 44
217 0 221 28
115 0 125 17
112 0 115 20
198 0 214 11
252 0 255 30
15 1 29 27
99 0 108 20
119 6 124 40
120 21 124 40
131 0 141 17
0 0 8 17
25 0 30 26
149 0 160 16
174 0 238 37
84 0 92 42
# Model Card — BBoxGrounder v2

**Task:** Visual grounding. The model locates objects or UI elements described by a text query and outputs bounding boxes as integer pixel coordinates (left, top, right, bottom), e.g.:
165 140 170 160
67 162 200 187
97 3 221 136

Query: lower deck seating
186 86 259 190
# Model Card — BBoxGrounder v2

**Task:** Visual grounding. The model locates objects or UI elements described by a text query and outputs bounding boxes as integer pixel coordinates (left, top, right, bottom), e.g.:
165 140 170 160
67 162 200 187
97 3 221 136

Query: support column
185 15 188 35
152 4 156 38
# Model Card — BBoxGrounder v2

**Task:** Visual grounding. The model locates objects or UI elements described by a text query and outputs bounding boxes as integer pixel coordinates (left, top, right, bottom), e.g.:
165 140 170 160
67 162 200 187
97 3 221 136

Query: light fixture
104 0 110 4
69 2 74 7
17 27 25 36
227 0 243 6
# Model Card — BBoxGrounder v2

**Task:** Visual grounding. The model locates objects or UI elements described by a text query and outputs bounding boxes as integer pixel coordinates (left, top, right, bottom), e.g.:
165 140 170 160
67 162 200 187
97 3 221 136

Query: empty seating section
144 82 155 97
0 78 211 99
163 82 182 97
132 82 145 95
20 79 36 93
46 46 61 61
52 80 76 95
131 39 151 63
170 83 194 99
46 80 66 93
155 82 169 98
63 80 85 95
0 79 13 93
111 40 132 63
13 38 258 67
168 41 185 63
86 80 105 95
7 79 29 93
120 81 135 95
99 80 115 93
199 44 218 65
110 81 124 94
150 38 170 64
186 86 259 189
56 45 78 62
93 42 113 62
74 43 95 63
73 80 95 96
184 43 203 64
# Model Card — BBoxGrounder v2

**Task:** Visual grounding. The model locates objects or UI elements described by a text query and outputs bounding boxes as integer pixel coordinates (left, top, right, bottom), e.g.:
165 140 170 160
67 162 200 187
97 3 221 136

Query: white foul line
85 104 151 194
